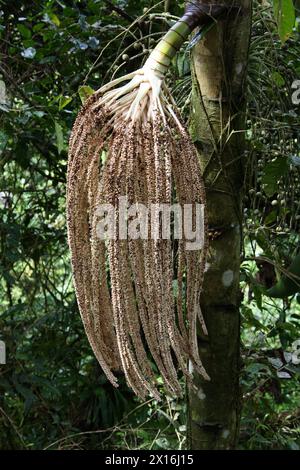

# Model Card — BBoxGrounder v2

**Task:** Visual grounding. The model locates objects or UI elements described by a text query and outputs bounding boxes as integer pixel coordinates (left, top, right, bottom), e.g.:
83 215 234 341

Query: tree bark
187 0 252 450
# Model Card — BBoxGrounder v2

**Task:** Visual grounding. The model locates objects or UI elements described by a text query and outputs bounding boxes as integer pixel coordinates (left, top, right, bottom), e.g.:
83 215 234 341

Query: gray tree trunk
187 0 252 450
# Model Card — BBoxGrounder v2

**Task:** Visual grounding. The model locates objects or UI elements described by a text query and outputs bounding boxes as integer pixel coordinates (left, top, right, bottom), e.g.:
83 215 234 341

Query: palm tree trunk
187 0 252 450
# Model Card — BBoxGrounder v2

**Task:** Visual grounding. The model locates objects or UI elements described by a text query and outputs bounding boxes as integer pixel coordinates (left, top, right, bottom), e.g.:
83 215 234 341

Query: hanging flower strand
67 2 227 399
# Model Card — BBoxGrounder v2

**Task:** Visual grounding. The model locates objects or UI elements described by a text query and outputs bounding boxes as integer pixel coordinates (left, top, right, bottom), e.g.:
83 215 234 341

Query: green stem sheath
146 17 192 75
145 3 229 76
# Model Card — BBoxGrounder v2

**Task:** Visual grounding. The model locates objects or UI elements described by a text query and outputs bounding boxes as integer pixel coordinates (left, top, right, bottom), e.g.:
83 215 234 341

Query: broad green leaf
55 122 64 154
273 0 296 43
254 231 269 250
264 210 277 225
78 85 94 103
17 24 31 39
33 22 44 33
58 95 72 110
49 13 60 27
262 157 289 196
271 71 285 87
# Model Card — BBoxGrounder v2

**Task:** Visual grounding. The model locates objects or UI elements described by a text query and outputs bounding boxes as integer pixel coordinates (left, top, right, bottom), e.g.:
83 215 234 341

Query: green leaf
58 95 72 111
33 23 45 33
264 210 277 225
262 157 289 197
49 13 60 27
78 85 94 104
271 71 285 87
17 24 31 39
273 0 296 43
55 122 64 154
267 253 300 298
254 232 269 251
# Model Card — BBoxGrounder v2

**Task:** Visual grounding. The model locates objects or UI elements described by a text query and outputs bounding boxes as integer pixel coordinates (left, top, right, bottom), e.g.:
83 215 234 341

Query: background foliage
0 0 299 450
